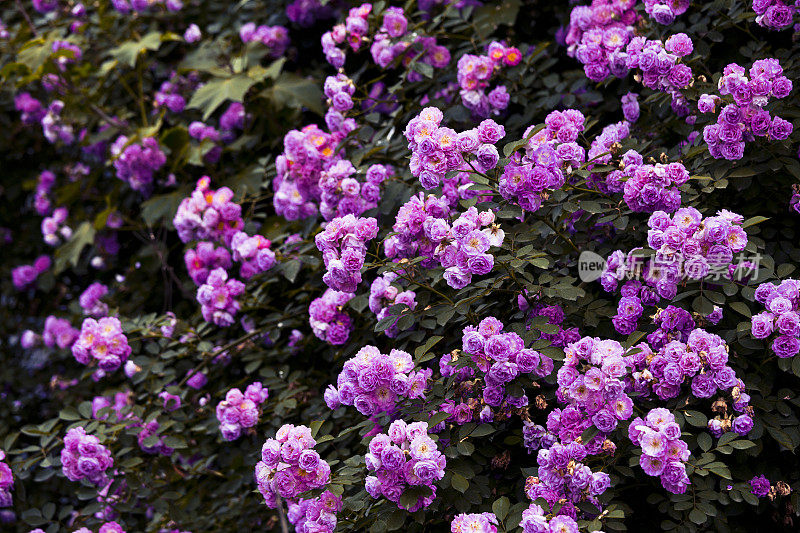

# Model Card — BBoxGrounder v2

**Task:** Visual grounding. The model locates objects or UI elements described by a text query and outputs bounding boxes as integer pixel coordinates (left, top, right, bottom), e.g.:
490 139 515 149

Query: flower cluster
309 288 354 345
371 7 450 77
522 422 557 453
188 120 223 164
500 110 586 212
79 282 109 317
273 124 345 221
11 255 51 290
22 315 79 350
216 382 269 441
625 34 694 114
557 336 635 438
239 23 290 57
752 0 797 30
647 304 696 349
364 420 446 511
701 59 793 160
324 345 429 416
196 267 245 327
41 206 71 246
626 328 754 435
174 177 244 245
184 242 232 286
565 0 638 82
752 279 800 358
72 317 131 372
405 107 506 189
644 0 690 25
318 157 389 220
520 504 581 533
136 420 174 456
111 0 182 13
287 490 343 533
41 100 75 145
459 317 553 414
61 427 113 486
368 272 417 338
287 0 337 27
601 208 748 302
587 120 631 172
384 193 504 289
525 440 611 515
230 231 276 280
34 169 56 215
321 3 372 67
456 41 521 117
750 474 771 497
450 512 498 533
604 151 689 213
621 91 640 122
315 214 378 292
0 450 12 508
92 391 131 421
154 71 199 114
254 424 331 508
110 136 167 195
628 408 690 494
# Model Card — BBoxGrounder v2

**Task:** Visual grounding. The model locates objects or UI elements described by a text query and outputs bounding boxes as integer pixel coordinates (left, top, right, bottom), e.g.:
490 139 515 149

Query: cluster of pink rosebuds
456 41 521 117
184 242 232 286
174 177 244 246
61 427 113 486
34 170 56 215
41 206 71 246
239 23 289 58
110 136 167 195
364 420 446 511
309 289 355 345
216 382 269 441
405 107 506 190
79 282 109 317
315 214 378 292
369 272 417 338
72 317 131 373
11 255 51 290
254 424 331 508
324 345 430 416
196 268 246 327
230 231 276 280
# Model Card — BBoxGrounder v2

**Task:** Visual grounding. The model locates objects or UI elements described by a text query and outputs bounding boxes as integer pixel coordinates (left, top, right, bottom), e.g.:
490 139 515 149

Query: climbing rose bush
2 1 800 532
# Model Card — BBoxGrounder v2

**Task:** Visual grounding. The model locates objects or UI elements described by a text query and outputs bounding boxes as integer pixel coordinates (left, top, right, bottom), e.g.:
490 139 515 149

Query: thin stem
15 0 37 36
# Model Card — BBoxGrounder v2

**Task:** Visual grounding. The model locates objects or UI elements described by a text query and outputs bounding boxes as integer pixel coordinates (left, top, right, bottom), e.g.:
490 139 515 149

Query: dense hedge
2 0 800 532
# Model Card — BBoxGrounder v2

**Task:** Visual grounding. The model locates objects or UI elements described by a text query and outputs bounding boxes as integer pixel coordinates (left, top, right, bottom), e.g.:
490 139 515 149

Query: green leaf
697 432 712 452
54 222 96 274
141 189 189 227
472 0 522 39
684 410 708 428
470 424 495 438
451 473 469 493
266 73 324 116
492 497 510 521
188 75 258 120
427 411 450 428
729 301 751 318
689 508 707 525
414 336 443 359
742 216 769 228
109 31 164 67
